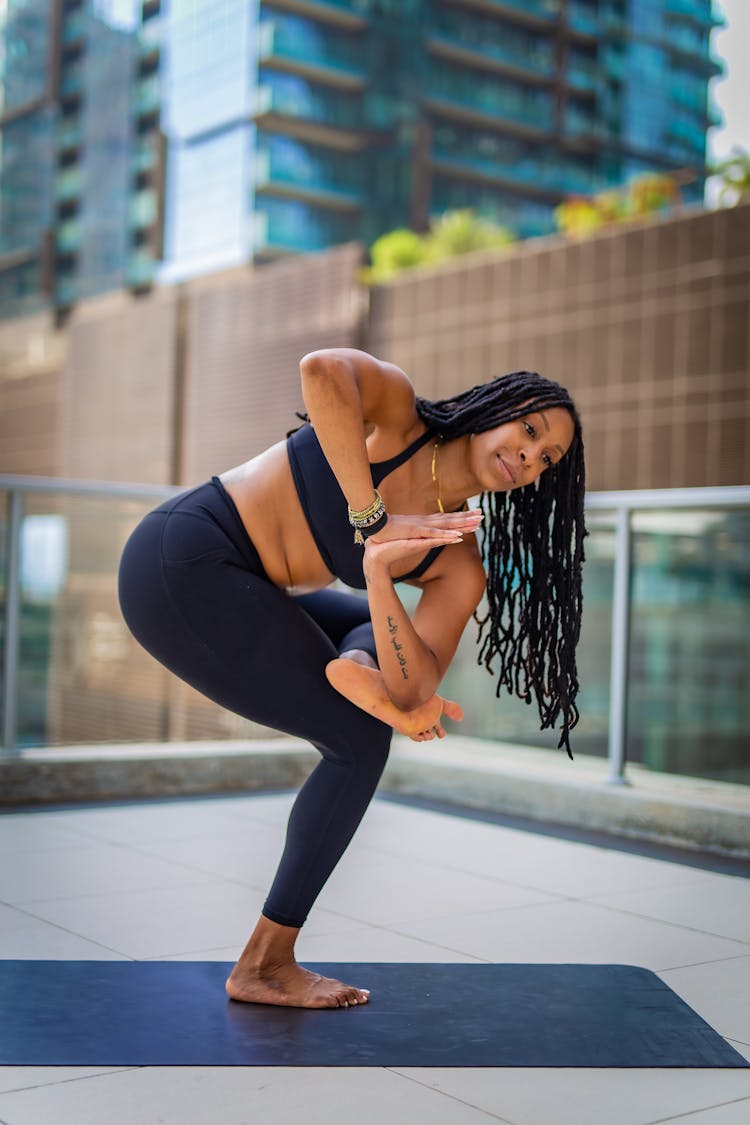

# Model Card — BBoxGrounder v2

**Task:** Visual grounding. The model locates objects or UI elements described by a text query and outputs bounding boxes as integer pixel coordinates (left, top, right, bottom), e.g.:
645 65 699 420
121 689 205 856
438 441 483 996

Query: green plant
360 209 515 284
555 172 681 238
708 147 750 206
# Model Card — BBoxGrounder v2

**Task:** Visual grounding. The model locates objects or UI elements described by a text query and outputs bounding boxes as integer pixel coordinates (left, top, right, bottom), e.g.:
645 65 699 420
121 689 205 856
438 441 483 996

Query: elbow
299 350 352 379
388 674 440 713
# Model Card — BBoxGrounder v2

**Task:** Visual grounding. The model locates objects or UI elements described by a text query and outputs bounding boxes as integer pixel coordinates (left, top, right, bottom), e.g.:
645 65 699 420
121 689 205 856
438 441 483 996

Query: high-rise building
0 0 724 315
0 0 163 317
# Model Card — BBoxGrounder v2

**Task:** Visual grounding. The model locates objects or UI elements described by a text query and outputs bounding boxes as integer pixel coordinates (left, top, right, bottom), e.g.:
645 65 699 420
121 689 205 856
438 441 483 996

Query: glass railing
61 9 85 44
256 196 360 250
59 64 83 98
567 2 599 36
258 19 366 82
253 79 362 130
254 145 364 205
2 481 748 785
426 77 553 132
129 189 158 228
436 487 750 785
134 76 160 116
664 0 725 28
54 166 83 202
57 119 83 152
126 251 157 287
665 117 706 153
431 147 600 195
55 219 82 252
475 0 560 20
427 27 555 78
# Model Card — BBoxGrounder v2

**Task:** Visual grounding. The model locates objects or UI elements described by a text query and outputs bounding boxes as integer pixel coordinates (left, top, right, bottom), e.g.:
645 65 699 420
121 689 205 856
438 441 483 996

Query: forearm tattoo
386 615 409 680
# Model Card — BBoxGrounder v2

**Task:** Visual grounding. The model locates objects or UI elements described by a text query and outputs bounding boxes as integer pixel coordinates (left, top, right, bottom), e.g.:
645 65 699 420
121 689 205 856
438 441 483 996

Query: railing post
2 489 23 754
606 505 633 785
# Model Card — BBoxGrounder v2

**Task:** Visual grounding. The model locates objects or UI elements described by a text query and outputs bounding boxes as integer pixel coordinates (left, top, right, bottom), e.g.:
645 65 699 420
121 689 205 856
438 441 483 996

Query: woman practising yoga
118 347 586 1010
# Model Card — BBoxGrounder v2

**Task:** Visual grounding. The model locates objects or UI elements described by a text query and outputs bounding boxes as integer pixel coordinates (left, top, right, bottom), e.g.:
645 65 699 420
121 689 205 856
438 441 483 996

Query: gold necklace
431 440 445 513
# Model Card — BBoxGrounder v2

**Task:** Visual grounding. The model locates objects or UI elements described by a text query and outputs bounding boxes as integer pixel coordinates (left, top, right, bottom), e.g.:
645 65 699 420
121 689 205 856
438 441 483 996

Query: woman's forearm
364 563 441 710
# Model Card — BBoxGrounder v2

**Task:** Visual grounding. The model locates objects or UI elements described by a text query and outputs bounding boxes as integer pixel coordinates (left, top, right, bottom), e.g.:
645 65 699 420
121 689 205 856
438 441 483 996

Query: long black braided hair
415 371 586 759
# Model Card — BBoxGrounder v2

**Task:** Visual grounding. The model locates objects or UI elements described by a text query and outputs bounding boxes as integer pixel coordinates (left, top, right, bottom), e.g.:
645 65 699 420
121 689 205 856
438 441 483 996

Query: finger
435 724 446 738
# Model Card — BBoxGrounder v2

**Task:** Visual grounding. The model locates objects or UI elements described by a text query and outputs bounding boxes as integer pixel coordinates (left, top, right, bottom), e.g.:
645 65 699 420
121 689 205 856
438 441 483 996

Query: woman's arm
299 348 416 514
363 537 486 710
299 347 480 546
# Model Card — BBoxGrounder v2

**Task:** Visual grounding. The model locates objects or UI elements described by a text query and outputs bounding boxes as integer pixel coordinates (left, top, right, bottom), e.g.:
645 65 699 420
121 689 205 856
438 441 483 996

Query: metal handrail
2 477 750 774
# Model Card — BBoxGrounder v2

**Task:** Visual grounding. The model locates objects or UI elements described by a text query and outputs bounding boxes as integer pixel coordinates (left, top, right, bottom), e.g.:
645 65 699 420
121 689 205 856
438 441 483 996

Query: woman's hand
363 509 482 573
369 510 482 546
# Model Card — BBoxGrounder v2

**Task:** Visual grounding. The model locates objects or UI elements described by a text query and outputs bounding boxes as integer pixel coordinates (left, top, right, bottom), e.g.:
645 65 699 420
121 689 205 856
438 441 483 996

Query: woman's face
470 406 576 492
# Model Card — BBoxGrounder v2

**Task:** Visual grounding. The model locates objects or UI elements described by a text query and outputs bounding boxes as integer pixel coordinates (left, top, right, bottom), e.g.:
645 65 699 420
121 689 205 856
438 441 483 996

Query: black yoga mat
1 961 746 1068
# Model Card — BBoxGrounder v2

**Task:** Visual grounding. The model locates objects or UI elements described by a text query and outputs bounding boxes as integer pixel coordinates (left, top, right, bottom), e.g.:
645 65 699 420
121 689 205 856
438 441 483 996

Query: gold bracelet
348 490 384 526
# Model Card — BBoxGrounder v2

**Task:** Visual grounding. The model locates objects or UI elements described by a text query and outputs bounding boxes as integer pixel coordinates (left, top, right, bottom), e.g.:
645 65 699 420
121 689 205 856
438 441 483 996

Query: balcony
127 251 157 288
137 17 161 65
129 189 159 229
664 0 726 29
664 117 706 155
134 76 161 119
430 147 599 198
57 119 82 154
564 107 610 145
251 206 358 256
258 20 367 91
424 78 553 136
252 82 365 151
61 9 85 46
442 0 560 29
669 84 722 127
54 167 83 203
55 219 82 253
59 64 83 99
131 136 160 175
253 148 364 212
258 0 369 31
425 31 555 82
566 62 600 94
567 1 598 38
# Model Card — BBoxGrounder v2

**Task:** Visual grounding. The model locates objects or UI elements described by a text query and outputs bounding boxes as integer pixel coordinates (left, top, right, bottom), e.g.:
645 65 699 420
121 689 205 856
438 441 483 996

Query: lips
498 456 516 484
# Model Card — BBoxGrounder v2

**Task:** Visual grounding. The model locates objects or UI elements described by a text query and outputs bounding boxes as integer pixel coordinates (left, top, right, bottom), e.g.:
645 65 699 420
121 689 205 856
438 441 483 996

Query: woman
118 347 586 1011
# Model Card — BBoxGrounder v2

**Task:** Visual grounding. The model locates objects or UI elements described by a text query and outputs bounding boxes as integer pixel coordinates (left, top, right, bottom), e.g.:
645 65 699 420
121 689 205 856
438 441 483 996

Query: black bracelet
358 511 389 541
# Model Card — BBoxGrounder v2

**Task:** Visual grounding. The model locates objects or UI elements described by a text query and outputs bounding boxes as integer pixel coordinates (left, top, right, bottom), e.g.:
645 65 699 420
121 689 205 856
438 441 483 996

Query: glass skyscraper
0 0 725 312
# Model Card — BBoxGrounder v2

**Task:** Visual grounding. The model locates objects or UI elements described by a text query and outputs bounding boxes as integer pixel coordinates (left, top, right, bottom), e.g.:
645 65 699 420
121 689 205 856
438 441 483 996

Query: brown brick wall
60 287 179 484
179 242 365 484
365 202 750 490
0 313 64 477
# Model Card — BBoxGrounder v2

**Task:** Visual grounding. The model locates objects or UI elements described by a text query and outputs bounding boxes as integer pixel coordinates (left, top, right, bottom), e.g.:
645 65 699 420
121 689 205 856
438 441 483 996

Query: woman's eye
543 454 552 467
524 421 535 437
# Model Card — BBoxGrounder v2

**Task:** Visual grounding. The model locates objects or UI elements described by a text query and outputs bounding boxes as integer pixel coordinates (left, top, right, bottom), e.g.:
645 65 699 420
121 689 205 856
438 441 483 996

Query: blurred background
0 0 748 786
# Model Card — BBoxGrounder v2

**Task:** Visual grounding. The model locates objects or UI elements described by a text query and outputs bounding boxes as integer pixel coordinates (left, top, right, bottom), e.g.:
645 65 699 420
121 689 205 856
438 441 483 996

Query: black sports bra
287 422 446 590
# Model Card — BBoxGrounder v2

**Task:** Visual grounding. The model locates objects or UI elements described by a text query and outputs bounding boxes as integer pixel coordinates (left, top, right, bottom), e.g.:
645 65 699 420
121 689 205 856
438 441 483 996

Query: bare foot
226 959 370 1009
326 657 463 741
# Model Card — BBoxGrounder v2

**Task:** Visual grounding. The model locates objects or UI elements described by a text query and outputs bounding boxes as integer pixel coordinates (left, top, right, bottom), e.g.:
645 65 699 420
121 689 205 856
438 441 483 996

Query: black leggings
118 477 391 929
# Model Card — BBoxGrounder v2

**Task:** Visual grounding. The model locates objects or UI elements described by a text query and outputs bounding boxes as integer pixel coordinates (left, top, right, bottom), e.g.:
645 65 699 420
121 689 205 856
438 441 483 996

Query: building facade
0 0 725 315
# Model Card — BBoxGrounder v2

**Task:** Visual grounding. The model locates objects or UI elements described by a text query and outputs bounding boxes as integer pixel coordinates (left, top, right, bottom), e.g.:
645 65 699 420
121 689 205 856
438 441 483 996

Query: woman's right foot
325 657 463 740
226 959 370 1009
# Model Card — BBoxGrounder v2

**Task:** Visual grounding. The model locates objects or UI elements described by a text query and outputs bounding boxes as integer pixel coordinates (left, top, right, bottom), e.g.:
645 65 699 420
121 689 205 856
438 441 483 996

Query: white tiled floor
1 791 749 1125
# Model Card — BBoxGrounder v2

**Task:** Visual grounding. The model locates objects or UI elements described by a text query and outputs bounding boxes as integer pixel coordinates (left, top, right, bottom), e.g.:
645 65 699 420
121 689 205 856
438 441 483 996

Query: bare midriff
218 428 436 593
218 440 332 593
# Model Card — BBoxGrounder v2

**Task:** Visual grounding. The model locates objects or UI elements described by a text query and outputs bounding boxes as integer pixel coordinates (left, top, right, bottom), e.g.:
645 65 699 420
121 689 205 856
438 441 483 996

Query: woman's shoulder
303 347 420 436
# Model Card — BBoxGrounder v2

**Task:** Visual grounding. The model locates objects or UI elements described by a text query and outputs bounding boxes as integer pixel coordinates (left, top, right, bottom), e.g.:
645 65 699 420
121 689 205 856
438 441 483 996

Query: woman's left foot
326 657 463 740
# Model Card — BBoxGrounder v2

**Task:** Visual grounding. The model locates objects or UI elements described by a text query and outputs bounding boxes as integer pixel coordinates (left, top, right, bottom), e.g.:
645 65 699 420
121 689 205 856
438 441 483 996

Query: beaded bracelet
348 490 388 546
